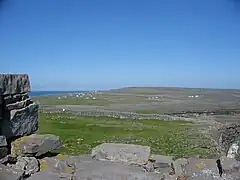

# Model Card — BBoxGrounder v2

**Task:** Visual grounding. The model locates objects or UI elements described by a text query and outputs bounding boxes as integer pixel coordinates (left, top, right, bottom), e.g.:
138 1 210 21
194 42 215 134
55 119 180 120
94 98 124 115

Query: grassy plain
38 111 216 159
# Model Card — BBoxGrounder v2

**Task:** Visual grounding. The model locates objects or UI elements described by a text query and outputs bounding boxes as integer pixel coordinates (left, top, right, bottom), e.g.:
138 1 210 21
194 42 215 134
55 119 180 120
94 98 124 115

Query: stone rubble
1 74 240 179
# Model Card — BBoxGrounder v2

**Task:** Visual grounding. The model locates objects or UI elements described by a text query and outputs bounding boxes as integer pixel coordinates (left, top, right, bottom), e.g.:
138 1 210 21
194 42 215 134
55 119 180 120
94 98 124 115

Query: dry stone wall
0 74 38 139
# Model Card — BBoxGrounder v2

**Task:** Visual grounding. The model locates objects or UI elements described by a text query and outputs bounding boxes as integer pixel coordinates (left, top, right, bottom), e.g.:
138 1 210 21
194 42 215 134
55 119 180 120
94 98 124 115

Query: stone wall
0 74 38 159
0 74 38 139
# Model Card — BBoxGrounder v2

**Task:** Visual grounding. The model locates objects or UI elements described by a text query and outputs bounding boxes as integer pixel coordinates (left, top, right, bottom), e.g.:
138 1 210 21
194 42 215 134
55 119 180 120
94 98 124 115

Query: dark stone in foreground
1 103 38 139
0 136 8 159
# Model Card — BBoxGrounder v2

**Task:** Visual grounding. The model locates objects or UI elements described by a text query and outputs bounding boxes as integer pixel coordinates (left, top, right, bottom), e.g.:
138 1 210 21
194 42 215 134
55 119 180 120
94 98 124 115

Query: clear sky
0 0 240 90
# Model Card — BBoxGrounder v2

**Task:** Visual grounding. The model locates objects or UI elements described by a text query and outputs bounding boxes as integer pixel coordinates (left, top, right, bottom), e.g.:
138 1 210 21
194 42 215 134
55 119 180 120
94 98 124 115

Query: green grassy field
38 111 216 159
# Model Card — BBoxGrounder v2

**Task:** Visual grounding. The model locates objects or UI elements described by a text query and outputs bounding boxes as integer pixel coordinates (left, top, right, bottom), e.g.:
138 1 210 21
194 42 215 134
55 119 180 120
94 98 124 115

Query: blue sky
0 0 240 90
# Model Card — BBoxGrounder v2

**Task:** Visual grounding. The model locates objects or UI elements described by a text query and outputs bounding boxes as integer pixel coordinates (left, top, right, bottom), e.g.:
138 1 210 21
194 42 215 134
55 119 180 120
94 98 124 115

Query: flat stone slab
0 74 31 95
91 143 151 165
30 155 163 180
73 159 162 180
1 103 38 139
11 134 62 157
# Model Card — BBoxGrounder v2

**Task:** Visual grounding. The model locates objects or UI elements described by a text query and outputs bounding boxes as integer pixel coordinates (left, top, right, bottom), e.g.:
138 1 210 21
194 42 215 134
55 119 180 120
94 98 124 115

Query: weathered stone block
3 93 29 105
91 143 151 165
10 156 40 176
1 103 38 139
5 97 33 111
0 74 30 95
11 134 61 157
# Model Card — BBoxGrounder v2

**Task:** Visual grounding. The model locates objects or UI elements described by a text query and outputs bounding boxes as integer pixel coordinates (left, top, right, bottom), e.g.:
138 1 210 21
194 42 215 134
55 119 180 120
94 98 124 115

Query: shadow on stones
37 151 60 159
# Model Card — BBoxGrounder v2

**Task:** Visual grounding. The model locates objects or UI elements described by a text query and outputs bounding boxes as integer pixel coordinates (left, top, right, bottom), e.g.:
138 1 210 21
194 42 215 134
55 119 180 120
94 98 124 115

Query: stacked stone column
0 74 38 158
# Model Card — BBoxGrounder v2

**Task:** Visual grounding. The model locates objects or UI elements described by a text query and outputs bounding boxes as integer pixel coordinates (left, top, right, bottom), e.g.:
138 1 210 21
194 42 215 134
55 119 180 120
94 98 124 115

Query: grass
38 111 217 159
32 95 108 106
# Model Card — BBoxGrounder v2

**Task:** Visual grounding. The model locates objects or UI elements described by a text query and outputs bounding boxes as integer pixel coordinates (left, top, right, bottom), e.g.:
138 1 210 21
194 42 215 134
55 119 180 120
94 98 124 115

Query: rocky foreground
1 74 240 180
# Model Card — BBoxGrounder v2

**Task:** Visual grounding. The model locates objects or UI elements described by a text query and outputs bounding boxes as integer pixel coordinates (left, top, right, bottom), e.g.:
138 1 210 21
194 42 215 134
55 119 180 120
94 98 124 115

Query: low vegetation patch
38 112 217 159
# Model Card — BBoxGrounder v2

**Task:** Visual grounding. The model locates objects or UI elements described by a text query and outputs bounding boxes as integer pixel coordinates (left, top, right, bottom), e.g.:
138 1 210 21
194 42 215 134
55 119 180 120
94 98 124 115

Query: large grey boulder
0 74 30 95
0 163 24 180
91 143 151 165
9 156 40 176
0 136 8 159
1 103 38 139
11 134 62 157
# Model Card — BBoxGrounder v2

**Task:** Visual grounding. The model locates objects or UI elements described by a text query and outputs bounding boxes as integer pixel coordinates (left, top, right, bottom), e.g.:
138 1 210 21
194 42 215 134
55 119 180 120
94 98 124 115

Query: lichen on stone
39 159 47 169
11 136 30 157
56 154 65 159
65 167 72 173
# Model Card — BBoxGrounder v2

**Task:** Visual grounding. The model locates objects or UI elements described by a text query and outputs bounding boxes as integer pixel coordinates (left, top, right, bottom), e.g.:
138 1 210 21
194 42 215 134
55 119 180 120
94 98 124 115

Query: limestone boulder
1 103 38 139
11 134 62 157
0 74 30 95
8 156 40 176
91 143 151 165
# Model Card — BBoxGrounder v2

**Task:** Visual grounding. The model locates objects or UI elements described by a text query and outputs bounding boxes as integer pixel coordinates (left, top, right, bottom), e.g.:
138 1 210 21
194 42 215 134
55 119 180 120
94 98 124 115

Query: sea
28 91 87 96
